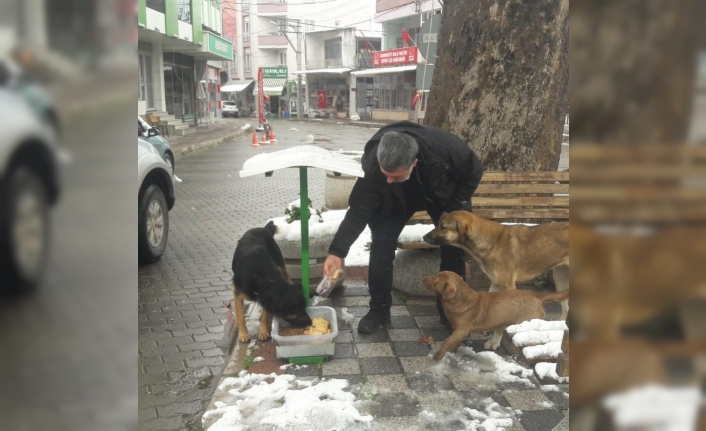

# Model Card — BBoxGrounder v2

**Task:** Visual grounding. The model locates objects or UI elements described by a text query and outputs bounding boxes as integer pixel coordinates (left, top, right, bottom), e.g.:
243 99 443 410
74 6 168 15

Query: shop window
139 53 154 110
146 0 165 13
177 0 191 23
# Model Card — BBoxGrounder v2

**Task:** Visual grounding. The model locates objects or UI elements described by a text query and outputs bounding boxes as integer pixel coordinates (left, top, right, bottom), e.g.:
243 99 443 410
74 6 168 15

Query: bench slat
472 196 569 207
571 166 706 182
482 171 569 182
475 183 569 194
411 208 569 221
572 186 706 203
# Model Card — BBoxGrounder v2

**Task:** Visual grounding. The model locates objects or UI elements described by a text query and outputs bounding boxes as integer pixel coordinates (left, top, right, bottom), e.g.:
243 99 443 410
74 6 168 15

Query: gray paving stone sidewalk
208 278 569 431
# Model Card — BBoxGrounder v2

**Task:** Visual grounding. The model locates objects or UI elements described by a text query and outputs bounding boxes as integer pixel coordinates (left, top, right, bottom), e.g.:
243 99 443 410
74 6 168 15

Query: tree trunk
570 0 700 144
425 0 568 171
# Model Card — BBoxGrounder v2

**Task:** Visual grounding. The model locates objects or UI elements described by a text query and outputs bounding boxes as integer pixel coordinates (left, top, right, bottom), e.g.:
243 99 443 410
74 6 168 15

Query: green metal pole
299 167 310 305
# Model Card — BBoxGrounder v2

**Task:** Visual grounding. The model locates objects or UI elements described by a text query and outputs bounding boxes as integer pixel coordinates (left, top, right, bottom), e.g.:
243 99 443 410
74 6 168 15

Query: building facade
138 0 234 133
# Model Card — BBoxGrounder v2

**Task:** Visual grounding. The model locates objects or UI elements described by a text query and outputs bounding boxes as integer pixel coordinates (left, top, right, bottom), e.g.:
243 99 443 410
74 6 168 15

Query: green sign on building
206 33 233 60
263 67 288 78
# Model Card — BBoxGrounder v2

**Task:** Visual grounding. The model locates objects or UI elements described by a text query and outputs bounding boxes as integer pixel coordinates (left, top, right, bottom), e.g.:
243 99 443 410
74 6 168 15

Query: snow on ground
506 319 567 334
203 373 373 431
397 224 434 243
522 342 562 360
346 226 373 267
535 362 569 383
271 209 346 242
511 330 564 347
340 308 356 326
602 385 701 431
432 346 535 389
419 397 519 431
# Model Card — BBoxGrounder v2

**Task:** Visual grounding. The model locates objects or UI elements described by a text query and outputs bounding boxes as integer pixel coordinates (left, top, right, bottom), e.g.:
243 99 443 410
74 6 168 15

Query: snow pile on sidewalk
202 372 373 431
432 346 535 389
603 384 701 431
508 319 568 382
535 362 568 383
397 224 434 243
419 397 519 431
506 319 567 334
271 208 346 242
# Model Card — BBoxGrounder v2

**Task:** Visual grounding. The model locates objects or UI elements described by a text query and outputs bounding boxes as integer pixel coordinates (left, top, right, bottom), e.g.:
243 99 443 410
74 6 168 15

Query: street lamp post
273 18 304 118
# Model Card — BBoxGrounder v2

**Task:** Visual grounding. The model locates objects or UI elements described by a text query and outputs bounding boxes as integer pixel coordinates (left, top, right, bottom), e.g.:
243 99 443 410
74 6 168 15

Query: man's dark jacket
329 121 484 258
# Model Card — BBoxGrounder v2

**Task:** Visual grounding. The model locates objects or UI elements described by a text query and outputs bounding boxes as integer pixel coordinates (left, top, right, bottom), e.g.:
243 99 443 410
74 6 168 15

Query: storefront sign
263 66 288 78
372 47 418 67
422 33 437 43
258 68 264 126
206 33 233 60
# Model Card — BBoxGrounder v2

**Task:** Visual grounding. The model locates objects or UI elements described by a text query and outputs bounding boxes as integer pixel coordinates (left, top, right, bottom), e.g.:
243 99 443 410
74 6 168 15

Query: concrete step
159 119 183 126
170 127 196 136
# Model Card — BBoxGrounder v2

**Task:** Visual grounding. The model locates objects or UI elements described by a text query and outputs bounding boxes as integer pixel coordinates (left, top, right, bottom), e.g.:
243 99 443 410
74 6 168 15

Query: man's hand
323 254 342 277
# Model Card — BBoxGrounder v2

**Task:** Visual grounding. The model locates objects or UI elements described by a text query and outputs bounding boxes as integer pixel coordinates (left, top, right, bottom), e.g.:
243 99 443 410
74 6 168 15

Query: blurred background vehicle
221 101 239 118
0 57 59 134
138 115 175 174
0 79 60 295
138 139 175 263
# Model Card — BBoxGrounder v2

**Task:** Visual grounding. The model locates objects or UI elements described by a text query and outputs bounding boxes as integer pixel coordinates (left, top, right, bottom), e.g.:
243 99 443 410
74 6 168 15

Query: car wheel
163 152 174 175
138 184 169 264
234 113 239 118
0 167 49 295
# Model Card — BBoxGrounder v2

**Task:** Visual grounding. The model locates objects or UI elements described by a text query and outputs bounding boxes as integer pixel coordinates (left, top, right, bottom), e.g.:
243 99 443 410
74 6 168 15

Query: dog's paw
483 339 501 350
238 332 251 343
258 331 271 341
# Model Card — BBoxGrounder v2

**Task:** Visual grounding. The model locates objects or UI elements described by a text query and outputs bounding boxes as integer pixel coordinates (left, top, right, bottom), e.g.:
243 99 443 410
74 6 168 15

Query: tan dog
423 211 569 320
423 272 569 360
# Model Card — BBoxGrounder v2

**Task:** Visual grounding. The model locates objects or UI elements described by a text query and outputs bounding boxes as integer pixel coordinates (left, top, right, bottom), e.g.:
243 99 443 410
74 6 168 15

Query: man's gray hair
377 132 418 171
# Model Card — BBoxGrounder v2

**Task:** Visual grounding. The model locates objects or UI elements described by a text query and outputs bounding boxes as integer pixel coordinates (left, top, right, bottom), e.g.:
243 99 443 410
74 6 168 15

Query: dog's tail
264 220 278 235
538 289 570 303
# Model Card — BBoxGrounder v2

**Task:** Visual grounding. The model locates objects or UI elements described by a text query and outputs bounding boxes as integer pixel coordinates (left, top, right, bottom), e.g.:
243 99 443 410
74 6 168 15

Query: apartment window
242 1 249 10
279 51 287 66
244 48 251 72
139 53 154 109
146 0 165 13
304 20 315 32
243 19 250 41
177 0 191 23
324 37 342 60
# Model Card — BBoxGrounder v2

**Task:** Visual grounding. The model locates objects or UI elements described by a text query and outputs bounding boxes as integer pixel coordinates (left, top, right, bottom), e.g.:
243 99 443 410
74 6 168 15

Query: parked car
0 57 59 134
222 101 239 118
138 139 175 263
138 116 175 174
0 87 61 295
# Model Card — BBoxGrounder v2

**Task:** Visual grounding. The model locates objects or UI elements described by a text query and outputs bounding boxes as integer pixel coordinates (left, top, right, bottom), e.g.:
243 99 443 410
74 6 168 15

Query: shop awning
252 77 287 96
221 80 254 92
350 65 417 77
290 68 353 75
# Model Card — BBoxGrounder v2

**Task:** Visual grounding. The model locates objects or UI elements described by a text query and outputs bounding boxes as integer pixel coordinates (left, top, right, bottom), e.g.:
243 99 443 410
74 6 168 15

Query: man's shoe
357 309 391 334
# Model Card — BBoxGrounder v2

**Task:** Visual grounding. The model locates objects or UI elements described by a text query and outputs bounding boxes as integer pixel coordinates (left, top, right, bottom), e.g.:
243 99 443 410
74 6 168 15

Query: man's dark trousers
367 203 472 315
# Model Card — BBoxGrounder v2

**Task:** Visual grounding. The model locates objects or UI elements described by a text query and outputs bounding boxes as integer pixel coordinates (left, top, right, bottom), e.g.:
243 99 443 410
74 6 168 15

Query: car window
223 102 236 106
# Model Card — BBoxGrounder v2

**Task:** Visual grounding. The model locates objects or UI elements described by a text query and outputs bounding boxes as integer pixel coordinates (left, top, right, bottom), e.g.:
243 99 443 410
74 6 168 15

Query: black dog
231 221 312 342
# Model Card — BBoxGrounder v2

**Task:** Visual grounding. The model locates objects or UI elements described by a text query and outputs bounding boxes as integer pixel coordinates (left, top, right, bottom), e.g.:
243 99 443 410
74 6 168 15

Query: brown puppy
423 211 569 320
423 271 569 361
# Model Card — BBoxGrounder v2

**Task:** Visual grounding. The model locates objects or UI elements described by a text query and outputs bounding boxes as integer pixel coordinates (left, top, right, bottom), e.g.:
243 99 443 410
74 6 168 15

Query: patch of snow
340 308 356 326
511 330 564 347
270 209 346 242
344 226 372 267
603 385 701 431
398 224 435 243
539 401 554 408
252 356 265 363
522 342 562 360
350 113 361 121
241 124 252 130
431 346 535 390
306 134 315 143
279 364 293 371
541 385 561 392
202 373 373 431
506 319 567 334
289 127 299 131
535 362 569 383
419 396 519 431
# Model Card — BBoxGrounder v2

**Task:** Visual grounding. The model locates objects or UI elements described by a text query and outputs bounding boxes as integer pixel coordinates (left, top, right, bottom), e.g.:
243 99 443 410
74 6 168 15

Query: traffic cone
260 130 270 144
251 130 259 146
269 129 277 143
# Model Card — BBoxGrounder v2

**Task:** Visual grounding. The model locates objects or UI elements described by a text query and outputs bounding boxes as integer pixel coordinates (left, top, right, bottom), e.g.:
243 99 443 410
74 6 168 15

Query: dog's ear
456 217 472 237
441 281 457 300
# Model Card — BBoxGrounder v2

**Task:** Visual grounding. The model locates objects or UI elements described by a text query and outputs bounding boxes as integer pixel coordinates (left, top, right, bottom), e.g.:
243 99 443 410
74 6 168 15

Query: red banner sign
372 47 418 67
257 67 264 126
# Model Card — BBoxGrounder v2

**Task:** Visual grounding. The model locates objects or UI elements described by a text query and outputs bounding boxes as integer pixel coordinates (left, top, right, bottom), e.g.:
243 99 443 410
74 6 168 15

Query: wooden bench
397 171 570 249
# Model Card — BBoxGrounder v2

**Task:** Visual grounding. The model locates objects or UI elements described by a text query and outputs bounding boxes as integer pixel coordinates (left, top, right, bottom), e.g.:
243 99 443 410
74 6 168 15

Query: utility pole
295 20 303 119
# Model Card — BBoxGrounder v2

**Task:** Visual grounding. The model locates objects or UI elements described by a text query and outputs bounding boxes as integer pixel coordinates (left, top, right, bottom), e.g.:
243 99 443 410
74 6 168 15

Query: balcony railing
258 34 287 46
257 0 287 14
243 33 251 42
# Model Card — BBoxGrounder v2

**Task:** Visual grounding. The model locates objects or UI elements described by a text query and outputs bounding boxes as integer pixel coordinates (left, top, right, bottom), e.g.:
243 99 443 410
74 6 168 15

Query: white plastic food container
271 306 338 358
